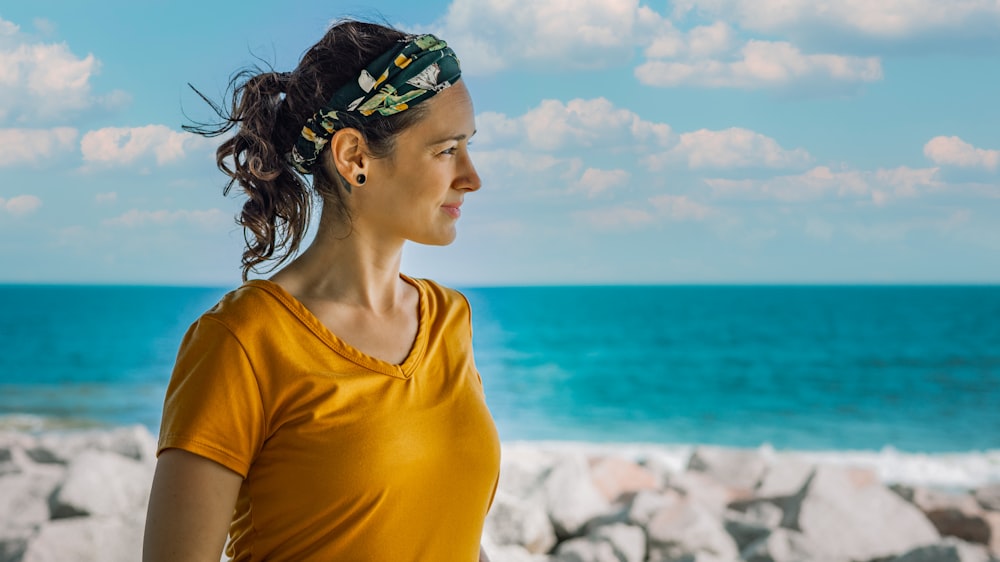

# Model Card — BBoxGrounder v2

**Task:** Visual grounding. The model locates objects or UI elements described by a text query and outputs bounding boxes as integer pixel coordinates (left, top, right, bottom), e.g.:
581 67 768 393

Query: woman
143 20 500 561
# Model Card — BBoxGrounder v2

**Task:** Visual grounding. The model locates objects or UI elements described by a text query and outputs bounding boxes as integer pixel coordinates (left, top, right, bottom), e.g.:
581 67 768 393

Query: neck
269 211 408 313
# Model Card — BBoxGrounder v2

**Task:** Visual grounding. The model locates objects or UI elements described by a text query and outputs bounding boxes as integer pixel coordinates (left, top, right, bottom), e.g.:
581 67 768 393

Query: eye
439 146 458 156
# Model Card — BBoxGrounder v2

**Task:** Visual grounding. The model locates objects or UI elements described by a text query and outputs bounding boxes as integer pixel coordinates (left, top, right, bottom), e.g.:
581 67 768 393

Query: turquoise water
1 284 998 453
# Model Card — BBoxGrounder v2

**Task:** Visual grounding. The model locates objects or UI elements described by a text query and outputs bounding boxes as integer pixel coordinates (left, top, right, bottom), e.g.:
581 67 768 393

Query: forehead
406 81 475 139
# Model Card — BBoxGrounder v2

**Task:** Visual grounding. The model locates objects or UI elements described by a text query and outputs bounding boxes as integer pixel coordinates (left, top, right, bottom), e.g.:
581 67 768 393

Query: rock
754 459 814 499
552 523 645 562
974 484 1000 512
20 515 145 562
983 511 1000 559
484 490 557 554
687 446 767 492
901 486 991 545
889 536 992 562
588 456 659 503
724 507 779 551
645 487 739 562
591 523 646 562
553 537 619 562
49 449 152 519
740 528 834 562
0 528 30 562
0 463 65 531
782 465 939 561
34 425 158 465
626 489 673 527
498 446 560 501
669 469 751 515
544 453 613 537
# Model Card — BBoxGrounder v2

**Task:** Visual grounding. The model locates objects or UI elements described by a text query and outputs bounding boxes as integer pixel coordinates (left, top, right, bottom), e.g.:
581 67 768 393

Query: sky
1 0 998 287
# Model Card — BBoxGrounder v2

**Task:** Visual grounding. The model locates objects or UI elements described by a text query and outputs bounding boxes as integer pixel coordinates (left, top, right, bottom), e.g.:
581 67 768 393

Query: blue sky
1 0 998 286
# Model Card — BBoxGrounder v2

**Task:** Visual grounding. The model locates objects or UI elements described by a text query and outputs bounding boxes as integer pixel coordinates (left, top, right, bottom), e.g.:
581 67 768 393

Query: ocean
2 284 998 487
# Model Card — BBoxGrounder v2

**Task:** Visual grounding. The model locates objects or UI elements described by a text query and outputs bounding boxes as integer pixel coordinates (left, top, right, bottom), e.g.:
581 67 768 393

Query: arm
143 448 243 562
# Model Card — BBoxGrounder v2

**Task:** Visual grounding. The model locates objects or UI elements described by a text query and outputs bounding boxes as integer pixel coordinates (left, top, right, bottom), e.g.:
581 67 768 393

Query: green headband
289 34 461 175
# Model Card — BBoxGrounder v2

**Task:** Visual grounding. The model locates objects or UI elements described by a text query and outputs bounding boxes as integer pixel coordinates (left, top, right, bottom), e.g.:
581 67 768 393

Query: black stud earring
356 174 366 185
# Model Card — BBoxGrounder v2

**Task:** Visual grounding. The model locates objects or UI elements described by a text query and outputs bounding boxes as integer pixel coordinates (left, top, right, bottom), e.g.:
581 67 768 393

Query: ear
325 128 369 189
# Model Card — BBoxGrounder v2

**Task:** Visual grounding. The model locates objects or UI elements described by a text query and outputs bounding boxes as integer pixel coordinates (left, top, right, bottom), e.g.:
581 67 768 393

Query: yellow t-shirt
157 276 501 561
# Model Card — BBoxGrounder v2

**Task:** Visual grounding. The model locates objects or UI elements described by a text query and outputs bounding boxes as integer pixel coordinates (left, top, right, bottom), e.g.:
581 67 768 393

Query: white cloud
477 98 672 151
924 136 999 171
703 165 941 202
0 194 42 216
578 206 655 228
95 192 117 204
103 208 229 229
648 127 811 170
649 194 714 220
672 0 1000 40
574 168 631 197
636 39 882 89
428 0 662 73
0 17 125 123
0 127 77 166
80 125 213 167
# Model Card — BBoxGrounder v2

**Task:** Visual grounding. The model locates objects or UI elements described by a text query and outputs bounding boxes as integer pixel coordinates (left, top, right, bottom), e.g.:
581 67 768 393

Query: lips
441 201 462 219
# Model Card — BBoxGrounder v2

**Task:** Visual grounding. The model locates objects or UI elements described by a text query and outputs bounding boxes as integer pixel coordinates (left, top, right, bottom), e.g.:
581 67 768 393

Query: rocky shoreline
1 425 998 562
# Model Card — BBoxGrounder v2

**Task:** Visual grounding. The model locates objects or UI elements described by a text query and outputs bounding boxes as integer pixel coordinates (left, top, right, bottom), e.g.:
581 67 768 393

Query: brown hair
185 20 428 280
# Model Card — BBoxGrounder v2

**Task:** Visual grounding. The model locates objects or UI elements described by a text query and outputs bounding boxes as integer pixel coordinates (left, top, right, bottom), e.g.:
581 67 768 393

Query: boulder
20 515 145 562
591 523 646 562
0 463 65 531
983 511 1000 559
588 456 659 503
484 490 557 554
498 446 560 501
740 527 835 562
34 425 158 465
782 465 939 561
687 446 767 493
669 469 751 515
544 453 613 537
754 459 814 499
724 506 780 551
645 487 739 562
552 523 645 562
895 486 991 545
889 537 992 562
973 484 1000 512
49 449 152 519
626 489 673 527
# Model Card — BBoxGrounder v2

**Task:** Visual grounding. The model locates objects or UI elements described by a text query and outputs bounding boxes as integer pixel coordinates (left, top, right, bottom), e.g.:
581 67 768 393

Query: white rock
485 490 557 554
498 446 561 501
687 446 767 492
973 483 1000 512
591 523 646 562
544 453 613 537
0 463 65 531
553 537 618 562
50 449 152 518
34 425 158 465
724 507 777 551
783 465 939 561
755 459 814 499
645 488 739 562
588 456 660 503
669 470 748 515
487 543 551 562
740 528 835 562
626 489 672 527
20 514 145 562
889 537 992 562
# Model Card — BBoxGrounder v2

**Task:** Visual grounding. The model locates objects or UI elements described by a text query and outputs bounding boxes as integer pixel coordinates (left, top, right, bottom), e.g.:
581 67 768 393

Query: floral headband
289 34 461 175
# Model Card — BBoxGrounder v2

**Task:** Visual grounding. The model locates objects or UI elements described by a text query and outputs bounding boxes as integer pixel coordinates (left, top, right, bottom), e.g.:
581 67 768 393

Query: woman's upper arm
143 448 243 562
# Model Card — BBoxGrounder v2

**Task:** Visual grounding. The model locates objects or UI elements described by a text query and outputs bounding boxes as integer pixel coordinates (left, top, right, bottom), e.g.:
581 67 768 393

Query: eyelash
439 141 472 157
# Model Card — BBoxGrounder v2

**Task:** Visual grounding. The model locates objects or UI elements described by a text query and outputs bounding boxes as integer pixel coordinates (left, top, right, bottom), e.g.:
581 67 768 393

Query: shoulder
194 280 290 338
407 276 473 325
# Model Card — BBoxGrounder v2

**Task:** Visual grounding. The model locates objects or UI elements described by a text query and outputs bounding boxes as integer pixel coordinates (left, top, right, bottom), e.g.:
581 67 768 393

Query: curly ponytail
185 20 429 280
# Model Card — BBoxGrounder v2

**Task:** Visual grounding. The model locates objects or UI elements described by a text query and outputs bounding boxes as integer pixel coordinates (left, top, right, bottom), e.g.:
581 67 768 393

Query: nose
459 150 482 192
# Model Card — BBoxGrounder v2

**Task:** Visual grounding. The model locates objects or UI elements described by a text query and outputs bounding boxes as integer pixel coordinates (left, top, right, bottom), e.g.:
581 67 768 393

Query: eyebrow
428 129 477 145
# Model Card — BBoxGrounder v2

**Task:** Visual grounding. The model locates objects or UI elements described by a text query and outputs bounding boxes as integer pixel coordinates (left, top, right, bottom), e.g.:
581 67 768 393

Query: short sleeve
157 316 266 478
